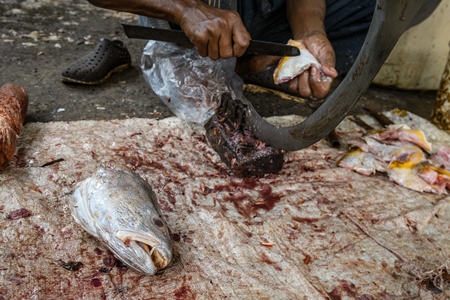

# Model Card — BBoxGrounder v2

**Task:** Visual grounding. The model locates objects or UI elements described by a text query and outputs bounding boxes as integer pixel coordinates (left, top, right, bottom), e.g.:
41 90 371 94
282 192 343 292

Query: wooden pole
432 47 450 131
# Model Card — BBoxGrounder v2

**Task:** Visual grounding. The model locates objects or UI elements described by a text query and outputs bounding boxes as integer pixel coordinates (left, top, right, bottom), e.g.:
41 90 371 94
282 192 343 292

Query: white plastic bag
141 40 245 124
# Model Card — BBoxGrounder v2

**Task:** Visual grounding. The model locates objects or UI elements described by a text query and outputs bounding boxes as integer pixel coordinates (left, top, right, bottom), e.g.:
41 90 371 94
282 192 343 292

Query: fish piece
368 124 432 152
419 165 450 190
347 137 425 165
273 40 331 85
437 145 450 161
70 166 172 275
337 149 386 175
362 137 425 164
387 162 446 195
429 145 450 170
438 173 450 189
338 118 450 194
347 139 370 153
418 166 439 184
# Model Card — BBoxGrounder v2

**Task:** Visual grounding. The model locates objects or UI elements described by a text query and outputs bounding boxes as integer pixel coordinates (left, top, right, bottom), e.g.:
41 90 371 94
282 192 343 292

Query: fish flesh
430 145 450 170
418 164 450 190
387 161 446 194
368 124 432 152
273 39 331 85
338 124 450 194
337 149 386 175
362 137 425 165
70 166 172 275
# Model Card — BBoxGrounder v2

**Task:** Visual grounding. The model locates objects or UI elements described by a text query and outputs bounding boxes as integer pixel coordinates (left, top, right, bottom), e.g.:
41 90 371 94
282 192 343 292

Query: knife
122 24 300 57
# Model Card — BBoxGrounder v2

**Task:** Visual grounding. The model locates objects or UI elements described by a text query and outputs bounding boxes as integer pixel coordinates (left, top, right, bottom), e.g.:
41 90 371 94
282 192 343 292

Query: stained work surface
1 114 449 299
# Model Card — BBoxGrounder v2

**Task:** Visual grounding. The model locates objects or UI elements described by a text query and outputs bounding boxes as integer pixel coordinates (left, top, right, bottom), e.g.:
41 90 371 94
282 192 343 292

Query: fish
70 166 173 275
429 145 450 170
419 164 450 190
348 137 425 165
368 124 432 152
338 122 450 194
273 39 331 85
388 162 448 194
337 148 386 175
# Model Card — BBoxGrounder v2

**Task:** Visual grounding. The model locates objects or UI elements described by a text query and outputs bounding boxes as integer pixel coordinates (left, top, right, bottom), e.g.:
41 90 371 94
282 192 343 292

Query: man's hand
86 0 251 60
288 32 338 99
178 3 251 60
286 0 337 99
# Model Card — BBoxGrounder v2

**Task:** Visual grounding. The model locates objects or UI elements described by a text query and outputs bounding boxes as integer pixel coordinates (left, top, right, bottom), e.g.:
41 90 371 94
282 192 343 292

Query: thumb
318 51 338 79
314 42 337 78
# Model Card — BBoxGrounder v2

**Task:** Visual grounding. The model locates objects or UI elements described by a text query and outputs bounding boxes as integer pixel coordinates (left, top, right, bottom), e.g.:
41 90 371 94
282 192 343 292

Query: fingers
315 43 338 80
208 34 220 60
218 30 233 59
309 67 332 99
203 26 249 59
322 65 338 78
288 68 334 99
180 7 250 60
232 25 250 58
296 70 312 98
189 30 209 57
285 34 338 99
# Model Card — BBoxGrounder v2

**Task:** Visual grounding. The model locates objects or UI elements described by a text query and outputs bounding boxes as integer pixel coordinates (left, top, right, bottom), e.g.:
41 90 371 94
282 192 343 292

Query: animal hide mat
1 112 449 299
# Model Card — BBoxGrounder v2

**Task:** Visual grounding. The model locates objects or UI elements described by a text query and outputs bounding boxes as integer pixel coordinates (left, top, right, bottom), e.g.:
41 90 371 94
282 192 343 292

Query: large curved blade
242 0 428 151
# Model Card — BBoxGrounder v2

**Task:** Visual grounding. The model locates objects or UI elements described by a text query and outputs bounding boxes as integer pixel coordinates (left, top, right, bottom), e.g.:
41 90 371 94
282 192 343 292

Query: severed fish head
70 166 173 275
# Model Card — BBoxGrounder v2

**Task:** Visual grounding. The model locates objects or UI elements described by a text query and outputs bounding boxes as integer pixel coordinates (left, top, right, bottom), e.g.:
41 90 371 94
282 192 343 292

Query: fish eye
153 218 165 228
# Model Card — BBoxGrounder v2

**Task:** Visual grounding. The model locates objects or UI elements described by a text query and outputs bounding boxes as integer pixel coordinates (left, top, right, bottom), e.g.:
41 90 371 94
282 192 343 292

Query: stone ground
0 0 439 124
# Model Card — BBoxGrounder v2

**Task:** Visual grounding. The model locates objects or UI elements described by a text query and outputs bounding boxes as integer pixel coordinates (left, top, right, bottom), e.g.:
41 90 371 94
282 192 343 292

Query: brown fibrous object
0 83 28 169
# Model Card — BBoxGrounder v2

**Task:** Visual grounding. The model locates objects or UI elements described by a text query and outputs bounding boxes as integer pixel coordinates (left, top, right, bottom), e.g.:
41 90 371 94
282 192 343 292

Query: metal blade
122 24 300 57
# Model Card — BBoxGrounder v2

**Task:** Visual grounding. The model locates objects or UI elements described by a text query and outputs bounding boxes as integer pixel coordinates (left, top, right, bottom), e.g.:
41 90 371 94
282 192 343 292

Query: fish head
70 165 173 276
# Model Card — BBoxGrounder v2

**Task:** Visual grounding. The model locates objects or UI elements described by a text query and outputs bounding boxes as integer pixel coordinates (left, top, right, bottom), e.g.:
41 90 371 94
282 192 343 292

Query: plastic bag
141 40 245 124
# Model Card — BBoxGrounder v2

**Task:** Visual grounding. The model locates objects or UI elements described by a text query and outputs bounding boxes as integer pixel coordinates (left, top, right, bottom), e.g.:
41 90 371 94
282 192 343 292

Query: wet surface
0 0 438 124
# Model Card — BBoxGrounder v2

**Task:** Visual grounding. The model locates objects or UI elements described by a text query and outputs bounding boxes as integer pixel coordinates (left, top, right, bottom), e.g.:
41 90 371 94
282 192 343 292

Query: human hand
288 32 338 99
178 3 251 60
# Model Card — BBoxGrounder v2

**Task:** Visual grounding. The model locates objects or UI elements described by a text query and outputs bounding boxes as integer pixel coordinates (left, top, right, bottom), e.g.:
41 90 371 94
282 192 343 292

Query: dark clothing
237 0 375 74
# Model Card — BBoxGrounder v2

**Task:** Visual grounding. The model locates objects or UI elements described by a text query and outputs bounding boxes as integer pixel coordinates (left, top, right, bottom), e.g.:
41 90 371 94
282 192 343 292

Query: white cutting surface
1 113 449 299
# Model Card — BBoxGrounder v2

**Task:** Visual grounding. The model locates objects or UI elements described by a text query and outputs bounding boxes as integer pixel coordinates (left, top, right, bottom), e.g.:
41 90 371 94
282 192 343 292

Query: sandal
61 38 131 85
239 66 296 95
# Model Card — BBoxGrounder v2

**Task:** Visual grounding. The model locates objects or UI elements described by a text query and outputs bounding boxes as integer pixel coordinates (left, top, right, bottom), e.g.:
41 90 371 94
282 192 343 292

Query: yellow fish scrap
368 124 432 152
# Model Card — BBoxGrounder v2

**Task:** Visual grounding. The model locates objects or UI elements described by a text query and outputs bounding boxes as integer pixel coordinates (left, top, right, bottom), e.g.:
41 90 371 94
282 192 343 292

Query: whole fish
70 166 173 275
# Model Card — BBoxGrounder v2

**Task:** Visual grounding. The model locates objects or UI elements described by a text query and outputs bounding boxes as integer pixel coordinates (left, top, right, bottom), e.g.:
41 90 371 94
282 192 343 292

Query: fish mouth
116 230 170 271
135 241 169 270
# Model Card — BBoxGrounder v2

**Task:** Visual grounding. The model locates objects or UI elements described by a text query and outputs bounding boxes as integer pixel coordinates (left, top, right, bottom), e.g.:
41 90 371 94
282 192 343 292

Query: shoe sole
60 63 131 85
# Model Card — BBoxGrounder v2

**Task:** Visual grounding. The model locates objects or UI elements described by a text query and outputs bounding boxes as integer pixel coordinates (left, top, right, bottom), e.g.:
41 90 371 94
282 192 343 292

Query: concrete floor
0 0 438 125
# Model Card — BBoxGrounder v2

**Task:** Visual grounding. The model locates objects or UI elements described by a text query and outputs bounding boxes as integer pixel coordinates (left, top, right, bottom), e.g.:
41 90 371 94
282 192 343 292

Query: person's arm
87 0 251 60
286 0 338 99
